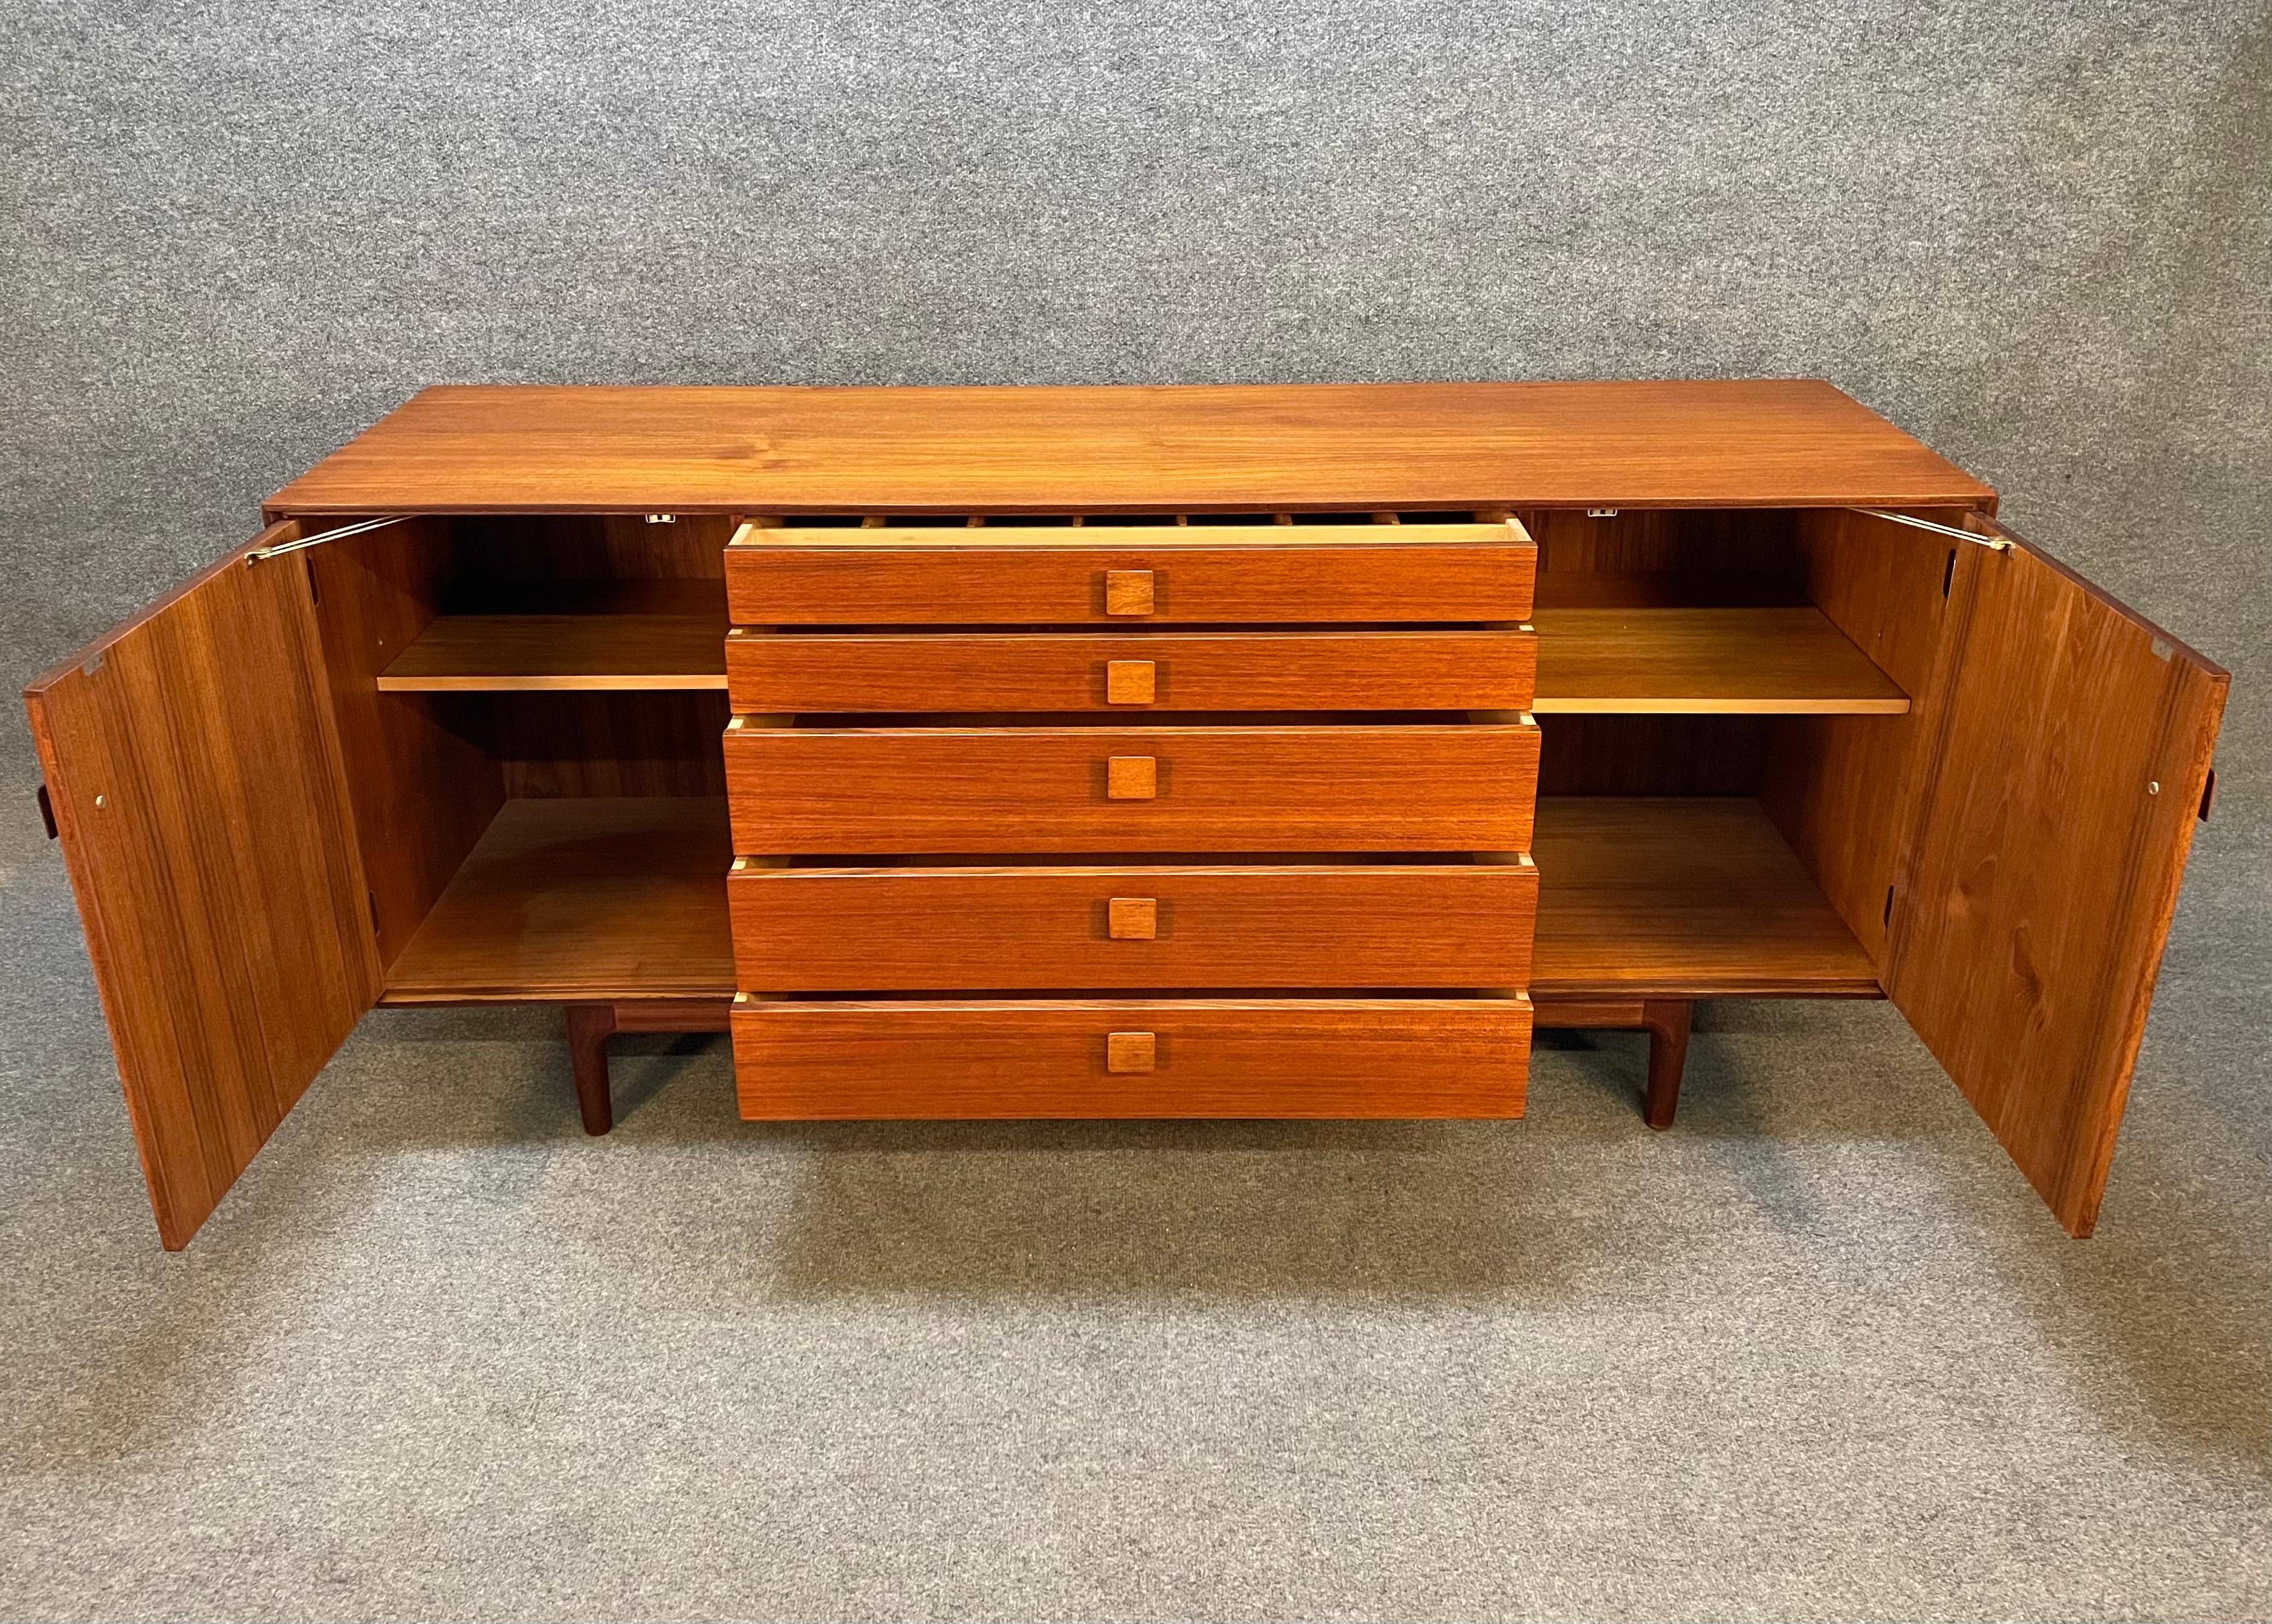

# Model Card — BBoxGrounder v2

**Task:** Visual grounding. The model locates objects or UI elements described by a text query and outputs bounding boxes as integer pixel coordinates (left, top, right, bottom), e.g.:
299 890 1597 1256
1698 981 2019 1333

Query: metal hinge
247 513 415 563
1849 508 2010 551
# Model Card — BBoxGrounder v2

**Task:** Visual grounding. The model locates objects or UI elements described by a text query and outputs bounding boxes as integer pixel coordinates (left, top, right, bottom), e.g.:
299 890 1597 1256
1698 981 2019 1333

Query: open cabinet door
25 522 380 1249
1886 516 2228 1237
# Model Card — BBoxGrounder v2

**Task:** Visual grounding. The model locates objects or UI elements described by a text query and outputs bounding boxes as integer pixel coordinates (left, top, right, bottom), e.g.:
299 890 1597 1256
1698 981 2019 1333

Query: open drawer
724 516 1536 624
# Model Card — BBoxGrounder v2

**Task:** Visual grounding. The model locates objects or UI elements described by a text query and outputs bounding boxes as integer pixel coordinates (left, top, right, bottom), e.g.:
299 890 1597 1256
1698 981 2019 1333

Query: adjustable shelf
376 580 728 693
1530 797 1881 997
378 615 727 691
382 797 734 1002
1530 605 1908 714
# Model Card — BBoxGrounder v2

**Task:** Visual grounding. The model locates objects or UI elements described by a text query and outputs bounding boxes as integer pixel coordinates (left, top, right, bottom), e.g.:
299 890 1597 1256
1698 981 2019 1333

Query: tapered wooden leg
565 1004 618 1135
1638 999 1693 1130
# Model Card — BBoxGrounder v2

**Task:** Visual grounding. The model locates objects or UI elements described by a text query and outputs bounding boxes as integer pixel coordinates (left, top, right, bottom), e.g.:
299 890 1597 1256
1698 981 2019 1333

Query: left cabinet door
25 522 381 1249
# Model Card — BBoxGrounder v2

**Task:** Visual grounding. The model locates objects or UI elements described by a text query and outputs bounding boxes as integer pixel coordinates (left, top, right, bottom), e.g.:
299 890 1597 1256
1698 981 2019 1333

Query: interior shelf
371 570 1903 716
1530 797 1882 997
383 797 733 1002
375 581 727 693
1530 605 1908 714
378 614 728 692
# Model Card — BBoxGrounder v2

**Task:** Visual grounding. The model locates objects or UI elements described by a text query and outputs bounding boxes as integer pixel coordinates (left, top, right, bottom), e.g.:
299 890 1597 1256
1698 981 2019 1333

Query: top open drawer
724 515 1535 625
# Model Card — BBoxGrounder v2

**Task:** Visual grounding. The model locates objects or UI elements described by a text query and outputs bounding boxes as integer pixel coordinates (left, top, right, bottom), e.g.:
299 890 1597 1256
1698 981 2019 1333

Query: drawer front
730 861 1537 989
724 721 1539 853
733 996 1531 1119
726 630 1537 713
724 523 1535 624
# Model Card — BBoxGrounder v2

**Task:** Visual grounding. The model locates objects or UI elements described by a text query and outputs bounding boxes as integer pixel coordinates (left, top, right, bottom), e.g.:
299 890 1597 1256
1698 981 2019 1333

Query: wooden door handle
1105 659 1157 704
1106 1031 1157 1073
1103 569 1155 615
1106 755 1158 800
1108 897 1158 939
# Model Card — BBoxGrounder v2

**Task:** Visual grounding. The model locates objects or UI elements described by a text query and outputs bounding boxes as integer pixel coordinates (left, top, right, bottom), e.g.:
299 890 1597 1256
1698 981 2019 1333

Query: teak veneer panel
1884 525 2229 1238
24 523 380 1251
725 526 1534 624
729 861 1538 989
726 630 1537 712
490 692 731 798
733 996 1533 1119
1530 797 1881 997
268 381 1994 514
1761 507 1963 963
724 720 1540 853
379 613 730 691
383 797 733 1002
1529 569 1809 610
305 518 505 966
1531 605 1908 714
1521 507 1803 580
443 514 736 586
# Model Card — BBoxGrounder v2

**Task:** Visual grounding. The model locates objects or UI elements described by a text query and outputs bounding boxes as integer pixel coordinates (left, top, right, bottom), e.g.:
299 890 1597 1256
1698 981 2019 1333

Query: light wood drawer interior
724 717 1539 854
733 995 1532 1119
729 858 1537 990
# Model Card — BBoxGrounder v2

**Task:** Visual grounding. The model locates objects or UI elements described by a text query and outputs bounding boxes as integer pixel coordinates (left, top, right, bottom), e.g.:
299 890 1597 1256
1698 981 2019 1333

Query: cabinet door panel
1889 519 2227 1237
25 523 379 1249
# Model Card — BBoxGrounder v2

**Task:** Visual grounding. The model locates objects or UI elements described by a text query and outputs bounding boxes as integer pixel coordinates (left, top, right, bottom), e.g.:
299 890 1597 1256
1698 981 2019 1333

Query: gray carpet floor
4 711 2268 1619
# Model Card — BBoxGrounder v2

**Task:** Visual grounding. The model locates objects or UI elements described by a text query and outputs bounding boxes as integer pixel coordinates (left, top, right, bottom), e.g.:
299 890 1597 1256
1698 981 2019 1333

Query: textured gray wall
4 1 2267 706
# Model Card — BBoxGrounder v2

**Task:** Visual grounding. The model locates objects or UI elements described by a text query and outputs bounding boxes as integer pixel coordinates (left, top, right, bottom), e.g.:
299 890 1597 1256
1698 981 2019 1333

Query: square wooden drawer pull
1106 755 1158 800
1106 1031 1157 1073
1108 897 1158 939
1105 659 1157 704
1103 569 1155 616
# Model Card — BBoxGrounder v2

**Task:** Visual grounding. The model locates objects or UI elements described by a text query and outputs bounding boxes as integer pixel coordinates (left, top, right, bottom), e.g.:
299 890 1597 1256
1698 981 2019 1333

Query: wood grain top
265 381 1995 515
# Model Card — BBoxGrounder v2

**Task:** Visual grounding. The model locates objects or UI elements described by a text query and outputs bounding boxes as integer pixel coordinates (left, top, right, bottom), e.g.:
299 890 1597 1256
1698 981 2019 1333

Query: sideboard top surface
265 380 1997 516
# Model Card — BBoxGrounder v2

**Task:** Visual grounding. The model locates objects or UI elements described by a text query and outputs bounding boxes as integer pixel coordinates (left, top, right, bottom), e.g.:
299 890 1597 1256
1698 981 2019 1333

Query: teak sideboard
25 382 2228 1249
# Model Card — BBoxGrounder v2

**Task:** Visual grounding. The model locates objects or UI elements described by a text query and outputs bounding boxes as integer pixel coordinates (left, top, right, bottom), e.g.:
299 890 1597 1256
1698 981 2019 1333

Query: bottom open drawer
732 995 1531 1120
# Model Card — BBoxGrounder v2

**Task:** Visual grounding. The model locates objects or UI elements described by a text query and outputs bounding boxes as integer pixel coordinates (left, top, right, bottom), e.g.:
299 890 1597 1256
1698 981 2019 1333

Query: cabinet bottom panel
732 996 1530 1120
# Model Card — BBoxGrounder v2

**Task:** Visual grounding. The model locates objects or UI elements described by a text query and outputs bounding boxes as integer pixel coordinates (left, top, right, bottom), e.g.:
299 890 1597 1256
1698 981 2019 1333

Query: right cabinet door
1885 515 2228 1236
